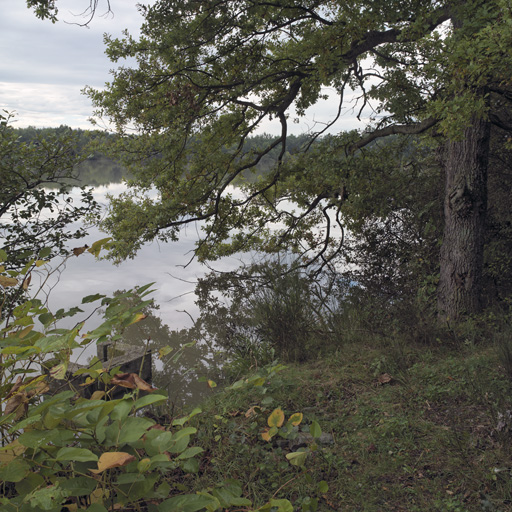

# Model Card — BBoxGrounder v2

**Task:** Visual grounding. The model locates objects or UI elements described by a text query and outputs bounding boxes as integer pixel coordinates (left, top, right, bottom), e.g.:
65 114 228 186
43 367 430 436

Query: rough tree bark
437 115 491 320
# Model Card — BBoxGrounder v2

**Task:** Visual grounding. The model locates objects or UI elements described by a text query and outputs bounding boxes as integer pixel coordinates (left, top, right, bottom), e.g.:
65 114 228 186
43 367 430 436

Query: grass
184 337 512 511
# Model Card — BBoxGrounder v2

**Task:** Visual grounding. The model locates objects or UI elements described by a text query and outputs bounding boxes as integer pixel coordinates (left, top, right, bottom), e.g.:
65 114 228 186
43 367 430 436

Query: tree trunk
437 116 491 321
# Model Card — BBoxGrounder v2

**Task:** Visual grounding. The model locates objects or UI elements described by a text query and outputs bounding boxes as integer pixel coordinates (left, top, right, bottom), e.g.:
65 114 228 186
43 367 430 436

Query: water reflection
111 291 223 407
43 183 236 406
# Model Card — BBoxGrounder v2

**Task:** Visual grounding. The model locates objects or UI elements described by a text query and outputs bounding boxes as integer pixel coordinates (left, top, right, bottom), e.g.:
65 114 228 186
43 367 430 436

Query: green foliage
84 0 509 264
194 261 352 365
25 0 58 22
0 248 325 511
0 113 100 276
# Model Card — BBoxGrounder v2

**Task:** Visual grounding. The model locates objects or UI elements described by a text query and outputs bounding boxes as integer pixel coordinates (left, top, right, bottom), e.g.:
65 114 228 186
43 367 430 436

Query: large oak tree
87 0 512 320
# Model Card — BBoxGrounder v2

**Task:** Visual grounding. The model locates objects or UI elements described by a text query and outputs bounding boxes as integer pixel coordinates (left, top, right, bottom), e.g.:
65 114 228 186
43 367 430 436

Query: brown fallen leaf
111 372 156 392
245 406 261 418
89 452 136 474
378 373 393 385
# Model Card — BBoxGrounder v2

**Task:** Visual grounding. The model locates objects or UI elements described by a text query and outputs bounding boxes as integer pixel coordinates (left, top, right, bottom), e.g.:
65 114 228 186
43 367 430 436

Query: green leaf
211 482 252 508
59 476 98 496
154 482 172 499
86 505 108 512
87 237 112 257
110 400 132 421
55 447 98 462
257 499 294 512
16 472 45 495
176 446 204 460
182 457 200 473
285 450 308 467
38 312 54 326
133 393 167 411
310 420 322 439
18 429 62 449
317 480 329 493
136 282 156 296
81 293 107 304
23 483 68 510
117 417 154 445
0 459 30 482
158 494 218 512
115 472 145 485
38 247 52 259
169 433 191 454
172 408 201 426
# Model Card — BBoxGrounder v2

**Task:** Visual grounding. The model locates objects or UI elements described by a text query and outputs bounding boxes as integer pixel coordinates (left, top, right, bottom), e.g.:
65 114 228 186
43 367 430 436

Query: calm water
40 183 241 405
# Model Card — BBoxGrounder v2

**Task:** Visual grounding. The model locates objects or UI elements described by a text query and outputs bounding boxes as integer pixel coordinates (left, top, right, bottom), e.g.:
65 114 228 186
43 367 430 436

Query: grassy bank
185 338 512 511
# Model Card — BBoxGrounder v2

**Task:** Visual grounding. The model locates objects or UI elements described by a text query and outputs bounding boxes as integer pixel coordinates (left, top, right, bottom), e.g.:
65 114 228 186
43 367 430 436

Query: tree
0 113 99 275
87 0 512 320
25 0 111 24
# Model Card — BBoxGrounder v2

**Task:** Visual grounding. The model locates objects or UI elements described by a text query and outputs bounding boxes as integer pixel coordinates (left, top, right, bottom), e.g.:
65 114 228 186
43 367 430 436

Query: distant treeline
12 126 313 187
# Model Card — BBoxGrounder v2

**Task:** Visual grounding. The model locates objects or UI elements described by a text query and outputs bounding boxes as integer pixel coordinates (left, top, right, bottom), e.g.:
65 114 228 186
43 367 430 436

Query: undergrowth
187 333 512 511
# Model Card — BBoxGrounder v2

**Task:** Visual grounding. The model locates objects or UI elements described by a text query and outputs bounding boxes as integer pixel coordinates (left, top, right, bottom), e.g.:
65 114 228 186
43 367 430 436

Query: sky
1 1 367 133
1 1 151 129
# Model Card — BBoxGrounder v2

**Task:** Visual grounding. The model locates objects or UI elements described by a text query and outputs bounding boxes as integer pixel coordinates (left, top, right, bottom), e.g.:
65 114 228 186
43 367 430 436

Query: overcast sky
1 1 366 133
0 1 149 129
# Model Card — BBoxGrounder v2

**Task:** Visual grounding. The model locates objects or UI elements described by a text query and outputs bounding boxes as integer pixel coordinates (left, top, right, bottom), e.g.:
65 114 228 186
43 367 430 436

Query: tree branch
352 117 438 151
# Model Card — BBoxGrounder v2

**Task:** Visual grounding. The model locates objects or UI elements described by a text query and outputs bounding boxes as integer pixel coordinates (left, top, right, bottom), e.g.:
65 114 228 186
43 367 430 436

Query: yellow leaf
50 363 68 380
261 428 271 442
137 458 151 473
207 379 217 389
87 238 112 257
288 413 303 426
0 276 18 288
81 376 96 386
18 325 34 339
35 260 46 267
89 488 108 503
261 426 278 441
158 346 173 359
267 408 285 428
90 390 106 400
90 452 136 474
127 313 147 326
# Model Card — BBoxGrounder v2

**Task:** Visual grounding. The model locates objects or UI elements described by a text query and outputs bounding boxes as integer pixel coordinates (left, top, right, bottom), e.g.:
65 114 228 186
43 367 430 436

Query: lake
38 183 243 406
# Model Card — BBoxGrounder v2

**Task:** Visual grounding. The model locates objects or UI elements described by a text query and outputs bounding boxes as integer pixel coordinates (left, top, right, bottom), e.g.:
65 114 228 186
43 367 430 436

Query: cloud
0 82 95 128
0 1 148 128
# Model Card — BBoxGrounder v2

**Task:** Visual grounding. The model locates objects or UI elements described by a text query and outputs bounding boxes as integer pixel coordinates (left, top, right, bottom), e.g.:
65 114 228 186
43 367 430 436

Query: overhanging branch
351 117 438 152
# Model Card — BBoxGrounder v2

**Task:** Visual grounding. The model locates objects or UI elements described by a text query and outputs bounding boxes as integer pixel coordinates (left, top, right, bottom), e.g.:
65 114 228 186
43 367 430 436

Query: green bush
0 246 321 511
